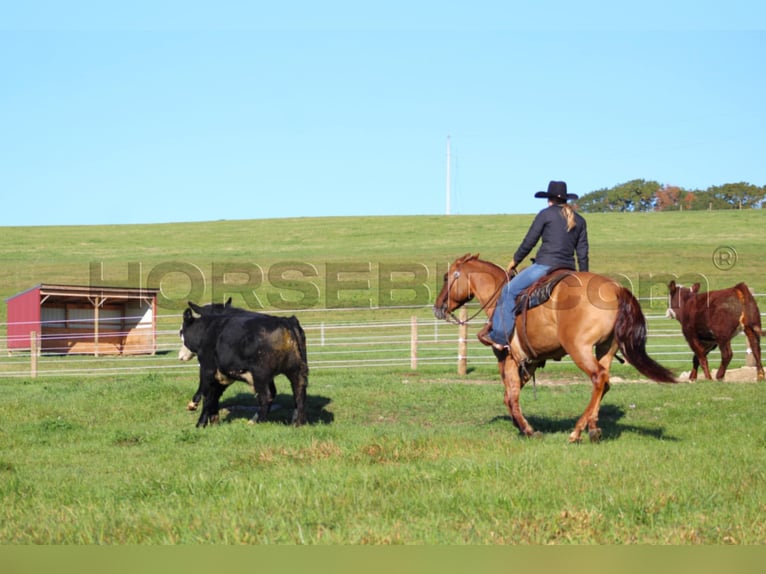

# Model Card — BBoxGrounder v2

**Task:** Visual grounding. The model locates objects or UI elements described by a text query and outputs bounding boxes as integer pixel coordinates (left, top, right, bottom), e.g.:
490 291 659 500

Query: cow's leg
196 379 225 428
187 391 202 411
688 338 714 380
690 354 700 381
744 327 765 381
715 339 734 381
186 360 210 411
188 372 204 411
287 368 308 426
249 375 274 424
699 342 718 380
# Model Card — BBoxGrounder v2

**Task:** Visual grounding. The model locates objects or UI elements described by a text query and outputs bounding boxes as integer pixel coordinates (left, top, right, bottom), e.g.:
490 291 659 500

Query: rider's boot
476 322 509 352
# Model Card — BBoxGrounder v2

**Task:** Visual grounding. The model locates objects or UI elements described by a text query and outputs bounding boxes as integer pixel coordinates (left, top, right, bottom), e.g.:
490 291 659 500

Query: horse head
433 253 478 320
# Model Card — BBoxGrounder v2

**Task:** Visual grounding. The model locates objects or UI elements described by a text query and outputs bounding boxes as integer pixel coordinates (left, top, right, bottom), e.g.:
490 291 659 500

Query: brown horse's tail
614 289 677 383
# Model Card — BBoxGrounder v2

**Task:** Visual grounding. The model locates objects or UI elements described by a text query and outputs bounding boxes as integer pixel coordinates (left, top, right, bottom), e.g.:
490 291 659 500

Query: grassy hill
2 209 765 325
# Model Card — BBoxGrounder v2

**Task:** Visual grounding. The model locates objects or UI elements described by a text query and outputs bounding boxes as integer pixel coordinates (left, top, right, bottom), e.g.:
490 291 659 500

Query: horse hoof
589 428 602 443
568 432 582 444
186 402 198 411
522 428 540 439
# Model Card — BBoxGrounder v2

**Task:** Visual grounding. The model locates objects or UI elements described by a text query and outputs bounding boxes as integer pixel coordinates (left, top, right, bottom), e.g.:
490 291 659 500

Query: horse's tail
614 288 677 383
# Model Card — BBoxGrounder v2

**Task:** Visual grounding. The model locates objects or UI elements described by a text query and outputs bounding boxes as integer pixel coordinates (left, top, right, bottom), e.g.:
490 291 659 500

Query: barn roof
6 283 159 304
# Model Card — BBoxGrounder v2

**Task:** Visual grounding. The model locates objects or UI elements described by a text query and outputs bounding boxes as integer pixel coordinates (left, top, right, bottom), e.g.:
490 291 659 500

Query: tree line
576 179 765 212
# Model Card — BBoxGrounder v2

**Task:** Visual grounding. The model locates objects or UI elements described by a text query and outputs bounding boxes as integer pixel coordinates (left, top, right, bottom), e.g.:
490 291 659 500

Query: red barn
6 284 159 355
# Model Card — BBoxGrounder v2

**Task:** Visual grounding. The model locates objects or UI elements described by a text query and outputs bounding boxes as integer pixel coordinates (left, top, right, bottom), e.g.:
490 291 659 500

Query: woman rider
478 180 589 351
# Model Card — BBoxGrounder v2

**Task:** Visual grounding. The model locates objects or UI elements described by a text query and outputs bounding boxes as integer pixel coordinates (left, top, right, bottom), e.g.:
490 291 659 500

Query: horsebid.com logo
89 257 727 312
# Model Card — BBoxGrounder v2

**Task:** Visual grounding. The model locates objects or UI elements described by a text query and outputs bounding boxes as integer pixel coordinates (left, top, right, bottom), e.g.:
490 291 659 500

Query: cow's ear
224 297 232 307
691 283 700 293
188 301 204 316
183 308 193 321
668 281 676 293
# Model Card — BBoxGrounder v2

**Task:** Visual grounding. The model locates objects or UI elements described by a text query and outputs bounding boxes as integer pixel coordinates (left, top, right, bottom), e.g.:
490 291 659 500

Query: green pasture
0 369 764 543
1 210 765 544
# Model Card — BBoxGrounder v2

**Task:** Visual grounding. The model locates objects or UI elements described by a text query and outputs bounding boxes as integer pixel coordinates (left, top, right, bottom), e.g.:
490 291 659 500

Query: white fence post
30 331 38 378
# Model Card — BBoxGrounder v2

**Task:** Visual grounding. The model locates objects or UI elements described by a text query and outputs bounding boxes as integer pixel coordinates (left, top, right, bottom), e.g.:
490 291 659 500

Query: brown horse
433 253 676 443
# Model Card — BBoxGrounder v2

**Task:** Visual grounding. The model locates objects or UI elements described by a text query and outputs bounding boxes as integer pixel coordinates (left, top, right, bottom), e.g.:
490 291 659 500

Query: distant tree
577 187 614 212
578 179 661 213
688 189 729 210
706 182 765 209
654 185 695 211
579 180 764 212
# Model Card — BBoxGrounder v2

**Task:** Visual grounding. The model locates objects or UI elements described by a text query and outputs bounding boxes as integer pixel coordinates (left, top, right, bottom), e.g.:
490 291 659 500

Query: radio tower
445 135 451 215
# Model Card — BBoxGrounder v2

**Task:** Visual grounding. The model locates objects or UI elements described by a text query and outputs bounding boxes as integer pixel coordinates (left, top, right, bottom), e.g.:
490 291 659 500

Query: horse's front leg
501 357 536 437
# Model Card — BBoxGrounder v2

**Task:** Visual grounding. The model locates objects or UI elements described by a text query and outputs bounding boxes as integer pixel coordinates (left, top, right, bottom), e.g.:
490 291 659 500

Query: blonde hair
561 204 576 231
552 198 576 231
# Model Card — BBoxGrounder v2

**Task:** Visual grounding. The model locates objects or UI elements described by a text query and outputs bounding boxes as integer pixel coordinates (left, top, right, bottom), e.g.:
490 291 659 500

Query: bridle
443 260 512 325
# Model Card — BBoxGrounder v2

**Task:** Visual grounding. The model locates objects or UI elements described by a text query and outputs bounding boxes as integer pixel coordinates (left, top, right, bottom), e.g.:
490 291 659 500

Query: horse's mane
456 253 507 275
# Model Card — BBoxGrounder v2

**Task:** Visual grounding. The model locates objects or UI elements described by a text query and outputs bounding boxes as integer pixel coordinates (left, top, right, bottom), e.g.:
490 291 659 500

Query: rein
446 263 512 326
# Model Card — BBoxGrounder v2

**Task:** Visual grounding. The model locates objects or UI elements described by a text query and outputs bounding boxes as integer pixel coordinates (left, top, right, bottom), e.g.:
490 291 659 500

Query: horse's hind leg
595 341 617 398
568 348 610 443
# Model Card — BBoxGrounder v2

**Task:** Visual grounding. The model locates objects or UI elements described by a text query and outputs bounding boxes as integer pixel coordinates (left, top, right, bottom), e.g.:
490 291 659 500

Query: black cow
179 301 309 427
180 299 276 411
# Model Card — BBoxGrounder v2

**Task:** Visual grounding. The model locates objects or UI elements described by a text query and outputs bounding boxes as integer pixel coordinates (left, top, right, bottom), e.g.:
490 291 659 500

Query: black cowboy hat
534 180 578 201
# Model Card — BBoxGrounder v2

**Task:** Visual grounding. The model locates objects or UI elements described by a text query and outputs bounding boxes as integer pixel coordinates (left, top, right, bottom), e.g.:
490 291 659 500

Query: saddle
513 268 575 358
513 268 574 316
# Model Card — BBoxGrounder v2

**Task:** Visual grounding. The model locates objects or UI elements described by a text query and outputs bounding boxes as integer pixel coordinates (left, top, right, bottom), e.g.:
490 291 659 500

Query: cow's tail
288 316 309 377
614 288 677 383
735 283 763 335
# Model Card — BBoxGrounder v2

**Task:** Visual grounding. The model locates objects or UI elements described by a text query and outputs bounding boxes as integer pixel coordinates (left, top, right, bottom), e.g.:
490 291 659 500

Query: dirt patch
678 366 762 383
408 367 763 386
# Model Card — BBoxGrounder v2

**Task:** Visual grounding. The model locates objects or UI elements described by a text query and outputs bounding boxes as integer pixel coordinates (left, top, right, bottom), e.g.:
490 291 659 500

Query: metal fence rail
1 305 763 379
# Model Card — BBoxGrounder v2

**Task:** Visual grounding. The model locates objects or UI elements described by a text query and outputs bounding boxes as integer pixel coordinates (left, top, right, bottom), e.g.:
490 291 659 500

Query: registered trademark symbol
712 246 738 270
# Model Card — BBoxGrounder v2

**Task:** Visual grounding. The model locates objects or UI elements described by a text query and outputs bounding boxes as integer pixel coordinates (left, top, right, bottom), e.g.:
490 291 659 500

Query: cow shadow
489 404 679 442
219 392 334 426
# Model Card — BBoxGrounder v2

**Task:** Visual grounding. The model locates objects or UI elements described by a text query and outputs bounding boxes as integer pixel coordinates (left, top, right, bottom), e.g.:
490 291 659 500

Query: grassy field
1 368 765 543
2 210 765 321
1 209 765 544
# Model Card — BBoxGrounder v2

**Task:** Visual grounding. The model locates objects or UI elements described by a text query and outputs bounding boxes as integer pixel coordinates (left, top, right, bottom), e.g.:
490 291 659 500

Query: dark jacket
513 205 589 271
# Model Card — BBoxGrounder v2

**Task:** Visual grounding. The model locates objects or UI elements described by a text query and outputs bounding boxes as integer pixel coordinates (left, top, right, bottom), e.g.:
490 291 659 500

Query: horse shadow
489 404 679 442
218 392 334 426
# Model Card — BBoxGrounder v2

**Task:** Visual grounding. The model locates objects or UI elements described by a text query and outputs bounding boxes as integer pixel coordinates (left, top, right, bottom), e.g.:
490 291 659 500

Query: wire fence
1 300 764 380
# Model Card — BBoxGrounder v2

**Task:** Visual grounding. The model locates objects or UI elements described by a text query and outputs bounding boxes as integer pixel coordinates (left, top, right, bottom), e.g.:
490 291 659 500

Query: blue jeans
489 263 551 346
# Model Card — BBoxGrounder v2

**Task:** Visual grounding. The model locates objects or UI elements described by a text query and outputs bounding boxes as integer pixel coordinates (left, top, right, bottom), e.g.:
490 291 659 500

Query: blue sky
2 1 765 226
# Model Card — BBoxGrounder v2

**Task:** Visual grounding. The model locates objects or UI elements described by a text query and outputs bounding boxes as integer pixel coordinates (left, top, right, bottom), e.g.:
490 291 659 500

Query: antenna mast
445 135 451 215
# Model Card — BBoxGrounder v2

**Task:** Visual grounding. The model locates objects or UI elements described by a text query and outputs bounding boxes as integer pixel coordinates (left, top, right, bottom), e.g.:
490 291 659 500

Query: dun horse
434 253 676 443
